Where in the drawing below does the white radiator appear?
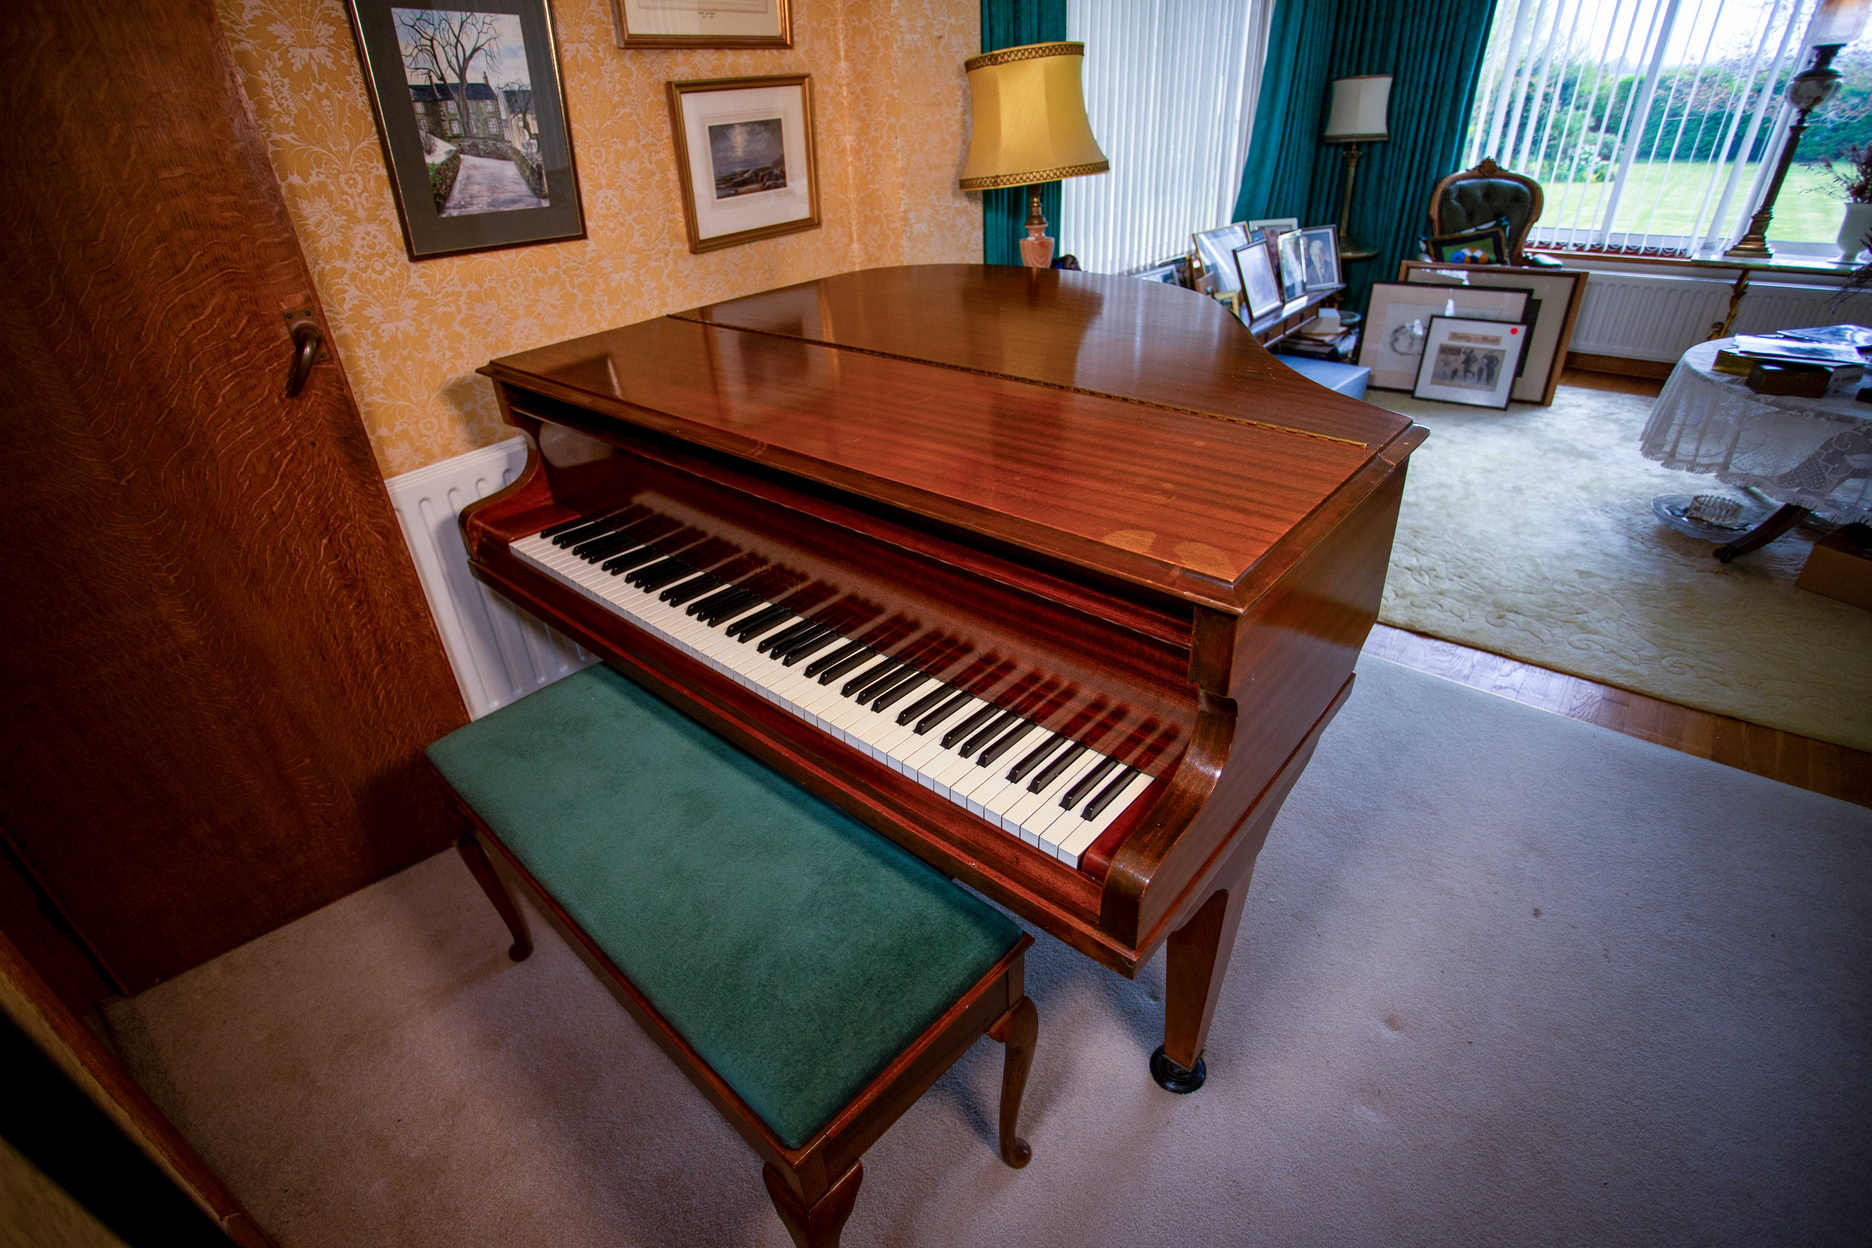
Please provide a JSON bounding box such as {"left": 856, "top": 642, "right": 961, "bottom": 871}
{"left": 386, "top": 436, "right": 591, "bottom": 720}
{"left": 1567, "top": 265, "right": 1868, "bottom": 362}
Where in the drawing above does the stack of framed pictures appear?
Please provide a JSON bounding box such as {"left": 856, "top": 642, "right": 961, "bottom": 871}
{"left": 1229, "top": 224, "right": 1342, "bottom": 324}
{"left": 1398, "top": 261, "right": 1588, "bottom": 405}
{"left": 1413, "top": 317, "right": 1528, "bottom": 408}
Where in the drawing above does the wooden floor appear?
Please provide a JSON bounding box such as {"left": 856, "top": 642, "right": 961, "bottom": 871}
{"left": 1363, "top": 363, "right": 1868, "bottom": 807}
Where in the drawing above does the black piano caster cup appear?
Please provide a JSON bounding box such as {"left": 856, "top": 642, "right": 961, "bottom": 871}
{"left": 1149, "top": 1045, "right": 1206, "bottom": 1093}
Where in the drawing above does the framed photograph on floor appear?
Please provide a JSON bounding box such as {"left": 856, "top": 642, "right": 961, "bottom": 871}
{"left": 1193, "top": 223, "right": 1249, "bottom": 295}
{"left": 668, "top": 74, "right": 819, "bottom": 254}
{"left": 1401, "top": 261, "right": 1587, "bottom": 403}
{"left": 612, "top": 0, "right": 790, "bottom": 47}
{"left": 1299, "top": 225, "right": 1341, "bottom": 290}
{"left": 1413, "top": 315, "right": 1527, "bottom": 407}
{"left": 1359, "top": 281, "right": 1531, "bottom": 391}
{"left": 1275, "top": 229, "right": 1308, "bottom": 301}
{"left": 1234, "top": 239, "right": 1282, "bottom": 321}
{"left": 344, "top": 0, "right": 585, "bottom": 260}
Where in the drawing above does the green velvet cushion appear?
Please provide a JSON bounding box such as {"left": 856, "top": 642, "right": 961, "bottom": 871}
{"left": 427, "top": 665, "right": 1023, "bottom": 1149}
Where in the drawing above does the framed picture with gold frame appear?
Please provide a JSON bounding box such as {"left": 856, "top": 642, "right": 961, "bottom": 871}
{"left": 668, "top": 75, "right": 819, "bottom": 254}
{"left": 612, "top": 0, "right": 790, "bottom": 48}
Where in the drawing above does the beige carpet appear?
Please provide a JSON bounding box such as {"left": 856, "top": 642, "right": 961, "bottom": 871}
{"left": 102, "top": 659, "right": 1872, "bottom": 1247}
{"left": 1373, "top": 383, "right": 1872, "bottom": 751}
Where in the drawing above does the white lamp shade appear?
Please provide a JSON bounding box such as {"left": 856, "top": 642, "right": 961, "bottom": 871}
{"left": 1808, "top": 0, "right": 1870, "bottom": 45}
{"left": 960, "top": 42, "right": 1109, "bottom": 190}
{"left": 1323, "top": 75, "right": 1392, "bottom": 143}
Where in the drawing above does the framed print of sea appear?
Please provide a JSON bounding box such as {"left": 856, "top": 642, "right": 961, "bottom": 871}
{"left": 345, "top": 0, "right": 585, "bottom": 259}
{"left": 668, "top": 74, "right": 819, "bottom": 253}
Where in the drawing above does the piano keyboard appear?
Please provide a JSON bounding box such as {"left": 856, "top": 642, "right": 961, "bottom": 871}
{"left": 509, "top": 507, "right": 1163, "bottom": 868}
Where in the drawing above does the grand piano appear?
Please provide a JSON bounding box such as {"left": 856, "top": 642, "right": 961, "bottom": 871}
{"left": 461, "top": 264, "right": 1425, "bottom": 1091}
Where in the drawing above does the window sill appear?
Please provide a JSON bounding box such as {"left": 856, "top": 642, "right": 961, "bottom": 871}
{"left": 1527, "top": 248, "right": 1861, "bottom": 280}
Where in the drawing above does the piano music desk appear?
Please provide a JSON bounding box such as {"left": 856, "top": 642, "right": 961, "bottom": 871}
{"left": 428, "top": 665, "right": 1037, "bottom": 1248}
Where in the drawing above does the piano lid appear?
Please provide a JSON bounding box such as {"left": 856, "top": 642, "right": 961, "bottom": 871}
{"left": 483, "top": 265, "right": 1424, "bottom": 611}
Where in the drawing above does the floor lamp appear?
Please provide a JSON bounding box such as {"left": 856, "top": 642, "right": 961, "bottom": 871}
{"left": 1324, "top": 75, "right": 1391, "bottom": 262}
{"left": 959, "top": 41, "right": 1109, "bottom": 268}
{"left": 1725, "top": 0, "right": 1868, "bottom": 259}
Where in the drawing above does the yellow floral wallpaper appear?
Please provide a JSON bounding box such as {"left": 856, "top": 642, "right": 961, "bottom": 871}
{"left": 216, "top": 0, "right": 981, "bottom": 477}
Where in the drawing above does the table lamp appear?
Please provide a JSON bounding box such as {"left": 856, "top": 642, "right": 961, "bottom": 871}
{"left": 1726, "top": 0, "right": 1868, "bottom": 259}
{"left": 1322, "top": 75, "right": 1391, "bottom": 262}
{"left": 960, "top": 41, "right": 1109, "bottom": 268}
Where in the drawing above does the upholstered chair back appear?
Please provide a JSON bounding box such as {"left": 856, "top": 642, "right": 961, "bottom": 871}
{"left": 1428, "top": 158, "right": 1549, "bottom": 265}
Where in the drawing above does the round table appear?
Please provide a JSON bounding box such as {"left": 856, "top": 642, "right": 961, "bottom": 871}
{"left": 1642, "top": 338, "right": 1872, "bottom": 558}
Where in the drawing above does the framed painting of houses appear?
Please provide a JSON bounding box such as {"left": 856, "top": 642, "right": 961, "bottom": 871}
{"left": 344, "top": 0, "right": 585, "bottom": 260}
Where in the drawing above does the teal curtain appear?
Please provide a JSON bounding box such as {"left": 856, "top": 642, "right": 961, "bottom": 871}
{"left": 1232, "top": 0, "right": 1497, "bottom": 312}
{"left": 979, "top": 0, "right": 1067, "bottom": 265}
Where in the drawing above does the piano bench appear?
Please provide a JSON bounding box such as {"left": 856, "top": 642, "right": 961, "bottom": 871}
{"left": 426, "top": 665, "right": 1037, "bottom": 1248}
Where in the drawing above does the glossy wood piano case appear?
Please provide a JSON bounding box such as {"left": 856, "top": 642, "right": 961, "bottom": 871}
{"left": 462, "top": 265, "right": 1425, "bottom": 1089}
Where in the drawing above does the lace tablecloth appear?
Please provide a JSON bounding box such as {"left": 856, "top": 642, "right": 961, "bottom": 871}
{"left": 1641, "top": 339, "right": 1872, "bottom": 521}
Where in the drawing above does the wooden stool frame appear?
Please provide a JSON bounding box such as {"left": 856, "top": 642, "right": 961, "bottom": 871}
{"left": 450, "top": 794, "right": 1037, "bottom": 1248}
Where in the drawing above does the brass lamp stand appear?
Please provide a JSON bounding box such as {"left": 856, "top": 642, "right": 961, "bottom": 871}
{"left": 1322, "top": 76, "right": 1391, "bottom": 262}
{"left": 1725, "top": 42, "right": 1849, "bottom": 259}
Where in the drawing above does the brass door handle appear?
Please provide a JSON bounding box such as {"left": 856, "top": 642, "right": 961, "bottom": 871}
{"left": 284, "top": 319, "right": 323, "bottom": 398}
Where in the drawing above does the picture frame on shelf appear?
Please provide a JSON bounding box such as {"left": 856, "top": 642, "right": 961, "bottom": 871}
{"left": 1358, "top": 281, "right": 1531, "bottom": 391}
{"left": 1412, "top": 314, "right": 1527, "bottom": 408}
{"left": 342, "top": 0, "right": 585, "bottom": 260}
{"left": 668, "top": 74, "right": 819, "bottom": 254}
{"left": 1299, "top": 224, "right": 1341, "bottom": 290}
{"left": 1248, "top": 216, "right": 1299, "bottom": 236}
{"left": 1400, "top": 261, "right": 1587, "bottom": 403}
{"left": 1131, "top": 257, "right": 1189, "bottom": 287}
{"left": 1423, "top": 221, "right": 1509, "bottom": 265}
{"left": 611, "top": 0, "right": 790, "bottom": 48}
{"left": 1193, "top": 223, "right": 1250, "bottom": 295}
{"left": 1234, "top": 239, "right": 1282, "bottom": 321}
{"left": 1275, "top": 228, "right": 1309, "bottom": 301}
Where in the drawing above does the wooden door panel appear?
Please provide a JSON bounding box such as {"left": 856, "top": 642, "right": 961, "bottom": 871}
{"left": 0, "top": 0, "right": 466, "bottom": 989}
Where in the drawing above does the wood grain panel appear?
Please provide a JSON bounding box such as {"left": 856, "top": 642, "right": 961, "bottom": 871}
{"left": 0, "top": 0, "right": 465, "bottom": 990}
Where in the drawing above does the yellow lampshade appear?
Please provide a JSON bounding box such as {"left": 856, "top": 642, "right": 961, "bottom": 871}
{"left": 959, "top": 42, "right": 1109, "bottom": 190}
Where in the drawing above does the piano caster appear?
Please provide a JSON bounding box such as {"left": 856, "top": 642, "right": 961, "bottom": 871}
{"left": 1149, "top": 1045, "right": 1206, "bottom": 1094}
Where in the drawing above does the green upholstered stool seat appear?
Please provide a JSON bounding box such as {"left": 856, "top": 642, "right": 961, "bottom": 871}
{"left": 427, "top": 665, "right": 1024, "bottom": 1149}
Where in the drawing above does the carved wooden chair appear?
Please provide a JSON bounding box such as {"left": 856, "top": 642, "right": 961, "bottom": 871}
{"left": 1427, "top": 158, "right": 1561, "bottom": 267}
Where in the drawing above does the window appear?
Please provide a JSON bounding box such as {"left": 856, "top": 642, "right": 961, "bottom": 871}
{"left": 1464, "top": 0, "right": 1872, "bottom": 257}
{"left": 1061, "top": 0, "right": 1272, "bottom": 274}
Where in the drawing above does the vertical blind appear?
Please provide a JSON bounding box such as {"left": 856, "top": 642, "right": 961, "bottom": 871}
{"left": 1062, "top": 0, "right": 1272, "bottom": 273}
{"left": 1465, "top": 0, "right": 1822, "bottom": 255}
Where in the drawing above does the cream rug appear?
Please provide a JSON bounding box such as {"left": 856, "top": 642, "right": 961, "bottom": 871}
{"left": 103, "top": 660, "right": 1872, "bottom": 1247}
{"left": 1372, "top": 382, "right": 1872, "bottom": 751}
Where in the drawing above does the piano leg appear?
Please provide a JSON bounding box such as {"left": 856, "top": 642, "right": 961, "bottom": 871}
{"left": 1153, "top": 869, "right": 1253, "bottom": 1093}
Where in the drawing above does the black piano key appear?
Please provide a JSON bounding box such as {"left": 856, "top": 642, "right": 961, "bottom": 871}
{"left": 704, "top": 582, "right": 780, "bottom": 625}
{"left": 915, "top": 686, "right": 976, "bottom": 735}
{"left": 550, "top": 506, "right": 639, "bottom": 547}
{"left": 1081, "top": 765, "right": 1139, "bottom": 821}
{"left": 817, "top": 645, "right": 878, "bottom": 684}
{"left": 661, "top": 574, "right": 721, "bottom": 606}
{"left": 780, "top": 627, "right": 841, "bottom": 666}
{"left": 571, "top": 518, "right": 660, "bottom": 562}
{"left": 897, "top": 681, "right": 957, "bottom": 726}
{"left": 976, "top": 718, "right": 1037, "bottom": 769}
{"left": 540, "top": 509, "right": 613, "bottom": 541}
{"left": 689, "top": 581, "right": 756, "bottom": 619}
{"left": 869, "top": 671, "right": 931, "bottom": 714}
{"left": 602, "top": 542, "right": 672, "bottom": 575}
{"left": 959, "top": 707, "right": 1021, "bottom": 759}
{"left": 841, "top": 659, "right": 899, "bottom": 701}
{"left": 729, "top": 604, "right": 794, "bottom": 642}
{"left": 804, "top": 638, "right": 869, "bottom": 679}
{"left": 942, "top": 699, "right": 1004, "bottom": 750}
{"left": 1062, "top": 753, "right": 1123, "bottom": 810}
{"left": 1008, "top": 732, "right": 1067, "bottom": 784}
{"left": 631, "top": 559, "right": 696, "bottom": 591}
{"left": 758, "top": 617, "right": 822, "bottom": 655}
{"left": 853, "top": 663, "right": 914, "bottom": 708}
{"left": 1028, "top": 740, "right": 1089, "bottom": 793}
